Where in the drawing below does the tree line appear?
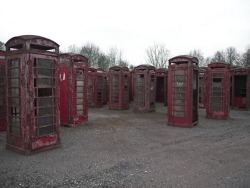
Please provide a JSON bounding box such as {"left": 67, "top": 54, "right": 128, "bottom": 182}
{"left": 1, "top": 40, "right": 250, "bottom": 70}
{"left": 62, "top": 43, "right": 131, "bottom": 70}
{"left": 146, "top": 43, "right": 250, "bottom": 68}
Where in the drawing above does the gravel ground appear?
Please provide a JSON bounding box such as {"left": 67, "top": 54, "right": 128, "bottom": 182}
{"left": 0, "top": 103, "right": 250, "bottom": 188}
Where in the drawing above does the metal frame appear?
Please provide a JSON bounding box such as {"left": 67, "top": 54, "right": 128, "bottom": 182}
{"left": 103, "top": 71, "right": 109, "bottom": 105}
{"left": 109, "top": 66, "right": 130, "bottom": 110}
{"left": 5, "top": 35, "right": 61, "bottom": 155}
{"left": 198, "top": 67, "right": 208, "bottom": 108}
{"left": 168, "top": 55, "right": 199, "bottom": 127}
{"left": 206, "top": 62, "right": 230, "bottom": 119}
{"left": 155, "top": 68, "right": 168, "bottom": 105}
{"left": 134, "top": 65, "right": 156, "bottom": 112}
{"left": 88, "top": 67, "right": 104, "bottom": 107}
{"left": 59, "top": 53, "right": 88, "bottom": 126}
{"left": 0, "top": 50, "right": 7, "bottom": 131}
{"left": 230, "top": 67, "right": 250, "bottom": 110}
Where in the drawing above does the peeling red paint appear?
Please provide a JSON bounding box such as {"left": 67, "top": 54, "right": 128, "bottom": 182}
{"left": 134, "top": 65, "right": 156, "bottom": 112}
{"left": 5, "top": 35, "right": 61, "bottom": 155}
{"left": 206, "top": 62, "right": 230, "bottom": 119}
{"left": 168, "top": 55, "right": 199, "bottom": 127}
{"left": 109, "top": 66, "right": 130, "bottom": 110}
{"left": 88, "top": 67, "right": 105, "bottom": 107}
{"left": 59, "top": 53, "right": 88, "bottom": 126}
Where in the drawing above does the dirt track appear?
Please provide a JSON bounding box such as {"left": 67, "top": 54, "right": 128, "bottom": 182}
{"left": 0, "top": 103, "right": 250, "bottom": 187}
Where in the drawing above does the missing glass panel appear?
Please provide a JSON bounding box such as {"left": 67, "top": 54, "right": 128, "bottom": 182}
{"left": 38, "top": 88, "right": 53, "bottom": 97}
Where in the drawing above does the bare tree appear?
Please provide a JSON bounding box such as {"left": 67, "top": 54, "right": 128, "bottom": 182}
{"left": 225, "top": 47, "right": 240, "bottom": 66}
{"left": 0, "top": 41, "right": 5, "bottom": 50}
{"left": 97, "top": 53, "right": 109, "bottom": 70}
{"left": 145, "top": 43, "right": 170, "bottom": 69}
{"left": 189, "top": 49, "right": 206, "bottom": 67}
{"left": 67, "top": 44, "right": 80, "bottom": 54}
{"left": 79, "top": 43, "right": 101, "bottom": 67}
{"left": 106, "top": 47, "right": 117, "bottom": 68}
{"left": 241, "top": 46, "right": 250, "bottom": 67}
{"left": 106, "top": 47, "right": 128, "bottom": 68}
{"left": 205, "top": 57, "right": 212, "bottom": 65}
{"left": 212, "top": 51, "right": 226, "bottom": 62}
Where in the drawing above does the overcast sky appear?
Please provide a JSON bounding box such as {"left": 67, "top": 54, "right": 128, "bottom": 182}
{"left": 1, "top": 0, "right": 250, "bottom": 66}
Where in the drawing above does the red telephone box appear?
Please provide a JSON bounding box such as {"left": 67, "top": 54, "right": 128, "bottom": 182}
{"left": 109, "top": 66, "right": 130, "bottom": 110}
{"left": 59, "top": 53, "right": 88, "bottom": 126}
{"left": 198, "top": 67, "right": 207, "bottom": 108}
{"left": 156, "top": 68, "right": 168, "bottom": 104}
{"left": 88, "top": 67, "right": 104, "bottom": 107}
{"left": 5, "top": 35, "right": 61, "bottom": 155}
{"left": 206, "top": 62, "right": 230, "bottom": 119}
{"left": 134, "top": 65, "right": 156, "bottom": 112}
{"left": 0, "top": 50, "right": 7, "bottom": 131}
{"left": 230, "top": 67, "right": 250, "bottom": 110}
{"left": 168, "top": 55, "right": 199, "bottom": 127}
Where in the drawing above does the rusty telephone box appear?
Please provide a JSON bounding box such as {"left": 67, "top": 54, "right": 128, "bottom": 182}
{"left": 230, "top": 67, "right": 249, "bottom": 110}
{"left": 109, "top": 66, "right": 130, "bottom": 110}
{"left": 156, "top": 68, "right": 168, "bottom": 105}
{"left": 206, "top": 62, "right": 230, "bottom": 119}
{"left": 198, "top": 67, "right": 207, "bottom": 108}
{"left": 0, "top": 50, "right": 7, "bottom": 131}
{"left": 59, "top": 53, "right": 88, "bottom": 126}
{"left": 88, "top": 67, "right": 104, "bottom": 107}
{"left": 134, "top": 65, "right": 156, "bottom": 112}
{"left": 5, "top": 35, "right": 61, "bottom": 155}
{"left": 168, "top": 55, "right": 199, "bottom": 127}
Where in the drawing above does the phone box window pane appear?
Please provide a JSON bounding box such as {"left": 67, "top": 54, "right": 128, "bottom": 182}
{"left": 173, "top": 100, "right": 185, "bottom": 105}
{"left": 9, "top": 79, "right": 19, "bottom": 87}
{"left": 211, "top": 106, "right": 222, "bottom": 111}
{"left": 37, "top": 79, "right": 52, "bottom": 87}
{"left": 173, "top": 106, "right": 185, "bottom": 111}
{"left": 174, "top": 87, "right": 186, "bottom": 93}
{"left": 173, "top": 111, "right": 185, "bottom": 117}
{"left": 212, "top": 73, "right": 223, "bottom": 77}
{"left": 38, "top": 98, "right": 53, "bottom": 107}
{"left": 9, "top": 116, "right": 20, "bottom": 127}
{"left": 10, "top": 126, "right": 20, "bottom": 136}
{"left": 174, "top": 82, "right": 186, "bottom": 87}
{"left": 38, "top": 107, "right": 54, "bottom": 116}
{"left": 9, "top": 68, "right": 19, "bottom": 77}
{"left": 37, "top": 59, "right": 54, "bottom": 68}
{"left": 37, "top": 126, "right": 54, "bottom": 137}
{"left": 77, "top": 81, "right": 84, "bottom": 86}
{"left": 77, "top": 74, "right": 84, "bottom": 80}
{"left": 77, "top": 99, "right": 84, "bottom": 104}
{"left": 77, "top": 105, "right": 83, "bottom": 110}
{"left": 174, "top": 76, "right": 186, "bottom": 81}
{"left": 77, "top": 93, "right": 84, "bottom": 98}
{"left": 174, "top": 70, "right": 186, "bottom": 75}
{"left": 173, "top": 93, "right": 186, "bottom": 99}
{"left": 37, "top": 69, "right": 54, "bottom": 78}
{"left": 76, "top": 87, "right": 84, "bottom": 92}
{"left": 9, "top": 88, "right": 19, "bottom": 97}
{"left": 8, "top": 59, "right": 19, "bottom": 68}
{"left": 77, "top": 111, "right": 83, "bottom": 115}
{"left": 37, "top": 116, "right": 53, "bottom": 126}
{"left": 38, "top": 88, "right": 53, "bottom": 97}
{"left": 9, "top": 98, "right": 20, "bottom": 106}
